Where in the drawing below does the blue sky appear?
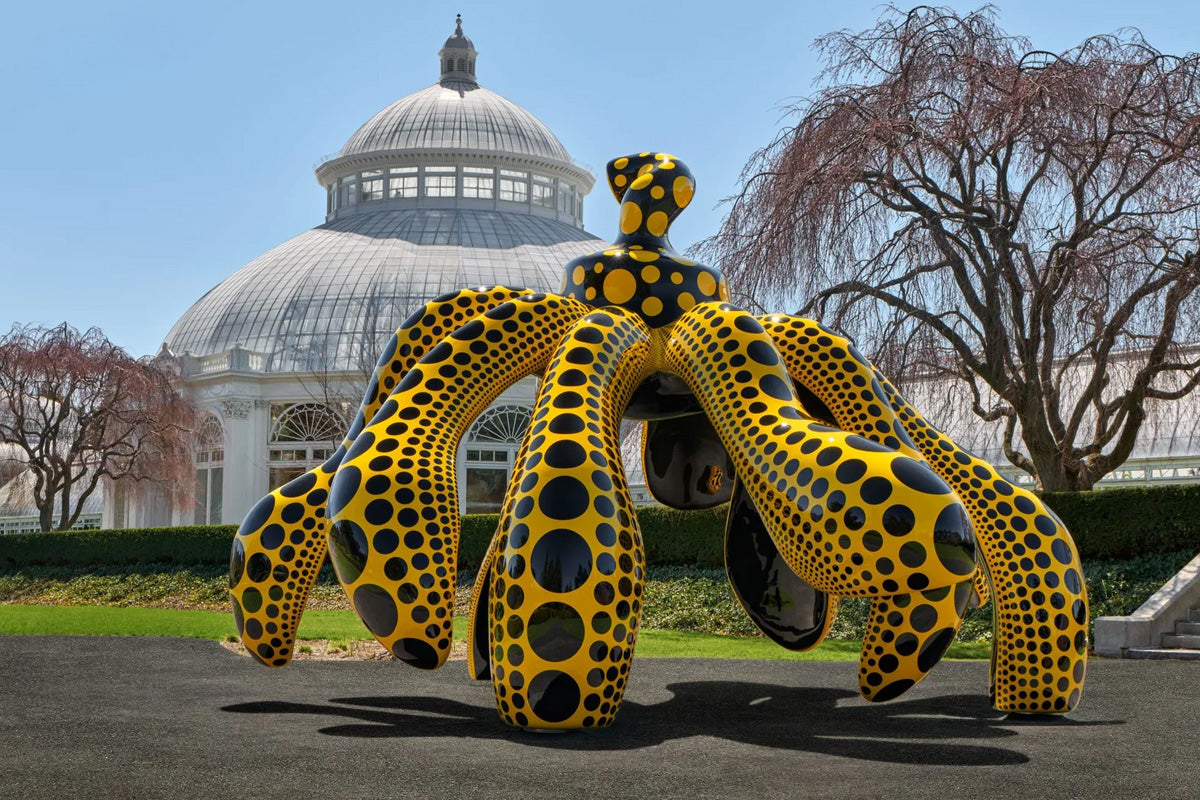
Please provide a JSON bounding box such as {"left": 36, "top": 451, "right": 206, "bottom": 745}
{"left": 2, "top": 0, "right": 1198, "bottom": 358}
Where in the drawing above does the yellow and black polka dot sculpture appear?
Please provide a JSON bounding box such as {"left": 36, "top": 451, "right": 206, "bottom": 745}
{"left": 229, "top": 153, "right": 1088, "bottom": 729}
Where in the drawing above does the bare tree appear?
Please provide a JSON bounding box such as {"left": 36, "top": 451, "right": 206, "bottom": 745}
{"left": 0, "top": 323, "right": 199, "bottom": 531}
{"left": 703, "top": 5, "right": 1200, "bottom": 491}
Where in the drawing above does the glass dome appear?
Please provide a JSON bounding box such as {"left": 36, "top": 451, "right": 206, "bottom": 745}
{"left": 165, "top": 209, "right": 599, "bottom": 372}
{"left": 164, "top": 17, "right": 602, "bottom": 374}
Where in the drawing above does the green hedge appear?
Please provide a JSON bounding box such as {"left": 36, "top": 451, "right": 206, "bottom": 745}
{"left": 2, "top": 483, "right": 1198, "bottom": 570}
{"left": 0, "top": 526, "right": 238, "bottom": 567}
{"left": 1041, "top": 484, "right": 1200, "bottom": 559}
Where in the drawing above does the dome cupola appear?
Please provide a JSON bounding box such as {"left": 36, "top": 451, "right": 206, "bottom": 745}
{"left": 439, "top": 14, "right": 478, "bottom": 85}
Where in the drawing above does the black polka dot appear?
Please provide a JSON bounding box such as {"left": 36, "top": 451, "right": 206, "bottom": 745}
{"left": 327, "top": 466, "right": 361, "bottom": 518}
{"left": 246, "top": 553, "right": 271, "bottom": 583}
{"left": 861, "top": 477, "right": 893, "bottom": 505}
{"left": 278, "top": 472, "right": 317, "bottom": 498}
{"left": 329, "top": 520, "right": 368, "bottom": 583}
{"left": 746, "top": 340, "right": 779, "bottom": 366}
{"left": 891, "top": 457, "right": 951, "bottom": 495}
{"left": 816, "top": 446, "right": 842, "bottom": 467}
{"left": 899, "top": 542, "right": 927, "bottom": 568}
{"left": 538, "top": 476, "right": 590, "bottom": 520}
{"left": 259, "top": 524, "right": 284, "bottom": 550}
{"left": 545, "top": 441, "right": 586, "bottom": 469}
{"left": 909, "top": 603, "right": 938, "bottom": 632}
{"left": 527, "top": 670, "right": 581, "bottom": 723}
{"left": 364, "top": 499, "right": 394, "bottom": 526}
{"left": 374, "top": 529, "right": 399, "bottom": 554}
{"left": 845, "top": 435, "right": 892, "bottom": 453}
{"left": 393, "top": 637, "right": 439, "bottom": 669}
{"left": 759, "top": 374, "right": 792, "bottom": 401}
{"left": 531, "top": 530, "right": 593, "bottom": 593}
{"left": 239, "top": 494, "right": 275, "bottom": 536}
{"left": 917, "top": 628, "right": 957, "bottom": 671}
{"left": 353, "top": 584, "right": 398, "bottom": 638}
{"left": 882, "top": 505, "right": 914, "bottom": 536}
{"left": 228, "top": 539, "right": 245, "bottom": 588}
{"left": 836, "top": 459, "right": 867, "bottom": 484}
{"left": 241, "top": 587, "right": 262, "bottom": 613}
{"left": 527, "top": 602, "right": 586, "bottom": 661}
{"left": 934, "top": 504, "right": 976, "bottom": 575}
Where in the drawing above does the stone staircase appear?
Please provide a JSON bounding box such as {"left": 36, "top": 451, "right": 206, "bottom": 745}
{"left": 1127, "top": 603, "right": 1200, "bottom": 660}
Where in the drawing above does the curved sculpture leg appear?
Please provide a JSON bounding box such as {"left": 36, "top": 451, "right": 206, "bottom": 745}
{"left": 758, "top": 314, "right": 1085, "bottom": 713}
{"left": 872, "top": 371, "right": 1087, "bottom": 713}
{"left": 229, "top": 286, "right": 531, "bottom": 666}
{"left": 759, "top": 314, "right": 991, "bottom": 609}
{"left": 325, "top": 294, "right": 589, "bottom": 670}
{"left": 859, "top": 580, "right": 972, "bottom": 701}
{"left": 724, "top": 476, "right": 838, "bottom": 650}
{"left": 665, "top": 303, "right": 974, "bottom": 698}
{"left": 490, "top": 307, "right": 651, "bottom": 729}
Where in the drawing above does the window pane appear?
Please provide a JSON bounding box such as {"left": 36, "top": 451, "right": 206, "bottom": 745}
{"left": 465, "top": 467, "right": 508, "bottom": 513}
{"left": 210, "top": 467, "right": 223, "bottom": 524}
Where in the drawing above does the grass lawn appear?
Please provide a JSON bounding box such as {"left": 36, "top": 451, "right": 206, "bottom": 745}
{"left": 0, "top": 604, "right": 990, "bottom": 660}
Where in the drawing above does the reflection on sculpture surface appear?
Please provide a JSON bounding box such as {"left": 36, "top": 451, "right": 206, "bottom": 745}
{"left": 229, "top": 153, "right": 1088, "bottom": 729}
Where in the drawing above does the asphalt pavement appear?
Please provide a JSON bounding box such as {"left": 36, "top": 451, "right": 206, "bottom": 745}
{"left": 1, "top": 635, "right": 1196, "bottom": 800}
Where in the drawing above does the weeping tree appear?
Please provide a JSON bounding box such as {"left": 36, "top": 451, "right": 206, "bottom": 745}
{"left": 0, "top": 323, "right": 198, "bottom": 531}
{"left": 703, "top": 5, "right": 1200, "bottom": 492}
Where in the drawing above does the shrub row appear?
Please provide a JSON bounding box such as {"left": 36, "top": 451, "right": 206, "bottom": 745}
{"left": 2, "top": 483, "right": 1197, "bottom": 569}
{"left": 1041, "top": 484, "right": 1200, "bottom": 559}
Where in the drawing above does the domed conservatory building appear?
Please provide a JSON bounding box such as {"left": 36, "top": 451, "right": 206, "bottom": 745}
{"left": 107, "top": 19, "right": 605, "bottom": 528}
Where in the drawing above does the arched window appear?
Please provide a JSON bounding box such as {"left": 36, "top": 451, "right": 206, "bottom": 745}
{"left": 194, "top": 413, "right": 224, "bottom": 524}
{"left": 456, "top": 57, "right": 465, "bottom": 72}
{"left": 268, "top": 403, "right": 348, "bottom": 490}
{"left": 445, "top": 58, "right": 453, "bottom": 73}
{"left": 463, "top": 405, "right": 533, "bottom": 513}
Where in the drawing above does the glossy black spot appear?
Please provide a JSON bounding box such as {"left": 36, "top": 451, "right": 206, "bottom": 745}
{"left": 259, "top": 523, "right": 285, "bottom": 551}
{"left": 836, "top": 459, "right": 867, "bottom": 484}
{"left": 860, "top": 477, "right": 893, "bottom": 505}
{"left": 364, "top": 499, "right": 394, "bottom": 526}
{"left": 278, "top": 471, "right": 317, "bottom": 498}
{"left": 527, "top": 602, "right": 586, "bottom": 661}
{"left": 538, "top": 476, "right": 590, "bottom": 520}
{"left": 759, "top": 374, "right": 792, "bottom": 401}
{"left": 816, "top": 446, "right": 842, "bottom": 467}
{"left": 354, "top": 584, "right": 398, "bottom": 638}
{"left": 241, "top": 587, "right": 262, "bottom": 613}
{"left": 909, "top": 603, "right": 938, "bottom": 632}
{"left": 229, "top": 539, "right": 245, "bottom": 588}
{"left": 549, "top": 415, "right": 585, "bottom": 434}
{"left": 545, "top": 440, "right": 586, "bottom": 470}
{"left": 246, "top": 553, "right": 271, "bottom": 583}
{"left": 871, "top": 679, "right": 915, "bottom": 703}
{"left": 882, "top": 504, "right": 915, "bottom": 536}
{"left": 891, "top": 457, "right": 951, "bottom": 495}
{"left": 239, "top": 494, "right": 275, "bottom": 536}
{"left": 917, "top": 627, "right": 957, "bottom": 672}
{"left": 1051, "top": 539, "right": 1073, "bottom": 565}
{"left": 374, "top": 529, "right": 399, "bottom": 555}
{"left": 734, "top": 315, "right": 765, "bottom": 334}
{"left": 327, "top": 466, "right": 361, "bottom": 518}
{"left": 329, "top": 520, "right": 369, "bottom": 583}
{"left": 527, "top": 670, "right": 581, "bottom": 723}
{"left": 899, "top": 542, "right": 927, "bottom": 568}
{"left": 746, "top": 340, "right": 779, "bottom": 366}
{"left": 531, "top": 530, "right": 593, "bottom": 593}
{"left": 384, "top": 557, "right": 408, "bottom": 581}
{"left": 934, "top": 504, "right": 976, "bottom": 575}
{"left": 393, "top": 638, "right": 439, "bottom": 669}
